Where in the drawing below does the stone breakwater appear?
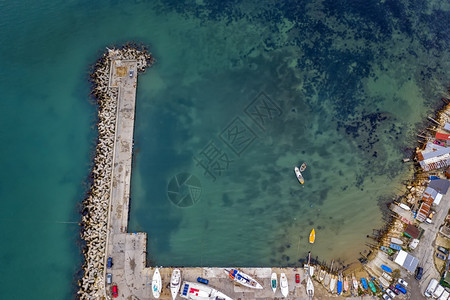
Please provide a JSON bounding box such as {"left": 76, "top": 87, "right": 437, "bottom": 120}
{"left": 77, "top": 44, "right": 153, "bottom": 299}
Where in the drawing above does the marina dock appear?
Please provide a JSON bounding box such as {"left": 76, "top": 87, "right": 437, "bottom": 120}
{"left": 99, "top": 49, "right": 314, "bottom": 299}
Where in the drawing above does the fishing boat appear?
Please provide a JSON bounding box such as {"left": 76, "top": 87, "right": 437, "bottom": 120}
{"left": 361, "top": 278, "right": 368, "bottom": 290}
{"left": 352, "top": 274, "right": 358, "bottom": 290}
{"left": 324, "top": 272, "right": 331, "bottom": 288}
{"left": 300, "top": 162, "right": 307, "bottom": 172}
{"left": 309, "top": 229, "right": 315, "bottom": 243}
{"left": 389, "top": 243, "right": 402, "bottom": 251}
{"left": 225, "top": 269, "right": 263, "bottom": 289}
{"left": 381, "top": 265, "right": 392, "bottom": 273}
{"left": 319, "top": 269, "right": 326, "bottom": 282}
{"left": 343, "top": 276, "right": 349, "bottom": 293}
{"left": 337, "top": 274, "right": 342, "bottom": 295}
{"left": 180, "top": 281, "right": 233, "bottom": 300}
{"left": 390, "top": 238, "right": 404, "bottom": 245}
{"left": 294, "top": 166, "right": 304, "bottom": 184}
{"left": 280, "top": 273, "right": 288, "bottom": 298}
{"left": 380, "top": 246, "right": 394, "bottom": 255}
{"left": 329, "top": 275, "right": 336, "bottom": 294}
{"left": 306, "top": 276, "right": 314, "bottom": 297}
{"left": 171, "top": 269, "right": 181, "bottom": 300}
{"left": 271, "top": 272, "right": 277, "bottom": 293}
{"left": 368, "top": 280, "right": 377, "bottom": 293}
{"left": 152, "top": 268, "right": 162, "bottom": 299}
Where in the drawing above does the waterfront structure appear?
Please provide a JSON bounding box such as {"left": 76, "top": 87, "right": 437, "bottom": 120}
{"left": 394, "top": 250, "right": 419, "bottom": 273}
{"left": 417, "top": 144, "right": 450, "bottom": 171}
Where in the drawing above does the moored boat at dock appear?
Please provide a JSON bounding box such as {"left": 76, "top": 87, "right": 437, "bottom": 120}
{"left": 361, "top": 277, "right": 368, "bottom": 290}
{"left": 271, "top": 272, "right": 277, "bottom": 293}
{"left": 352, "top": 274, "right": 358, "bottom": 290}
{"left": 323, "top": 272, "right": 331, "bottom": 288}
{"left": 337, "top": 275, "right": 342, "bottom": 295}
{"left": 180, "top": 281, "right": 233, "bottom": 300}
{"left": 152, "top": 268, "right": 162, "bottom": 299}
{"left": 294, "top": 166, "right": 305, "bottom": 184}
{"left": 225, "top": 269, "right": 263, "bottom": 289}
{"left": 319, "top": 268, "right": 326, "bottom": 282}
{"left": 280, "top": 273, "right": 289, "bottom": 298}
{"left": 343, "top": 276, "right": 349, "bottom": 293}
{"left": 306, "top": 276, "right": 314, "bottom": 297}
{"left": 171, "top": 268, "right": 181, "bottom": 300}
{"left": 329, "top": 275, "right": 336, "bottom": 294}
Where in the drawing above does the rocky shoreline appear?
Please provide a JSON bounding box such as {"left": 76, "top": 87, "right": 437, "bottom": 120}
{"left": 77, "top": 44, "right": 153, "bottom": 299}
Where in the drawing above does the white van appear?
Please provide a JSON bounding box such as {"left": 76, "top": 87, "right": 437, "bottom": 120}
{"left": 425, "top": 279, "right": 439, "bottom": 297}
{"left": 438, "top": 290, "right": 449, "bottom": 300}
{"left": 433, "top": 285, "right": 444, "bottom": 298}
{"left": 409, "top": 239, "right": 419, "bottom": 250}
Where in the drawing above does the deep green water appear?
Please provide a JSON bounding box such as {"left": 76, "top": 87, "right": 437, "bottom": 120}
{"left": 0, "top": 0, "right": 449, "bottom": 298}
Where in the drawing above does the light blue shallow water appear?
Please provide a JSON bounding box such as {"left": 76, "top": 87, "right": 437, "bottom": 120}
{"left": 0, "top": 0, "right": 449, "bottom": 298}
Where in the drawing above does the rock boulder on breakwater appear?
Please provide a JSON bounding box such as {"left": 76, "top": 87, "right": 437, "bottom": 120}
{"left": 77, "top": 43, "right": 153, "bottom": 299}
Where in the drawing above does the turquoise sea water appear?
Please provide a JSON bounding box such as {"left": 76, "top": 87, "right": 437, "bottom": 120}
{"left": 0, "top": 0, "right": 449, "bottom": 298}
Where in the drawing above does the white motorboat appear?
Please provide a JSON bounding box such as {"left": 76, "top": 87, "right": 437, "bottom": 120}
{"left": 300, "top": 162, "right": 307, "bottom": 172}
{"left": 152, "top": 268, "right": 162, "bottom": 299}
{"left": 271, "top": 272, "right": 277, "bottom": 293}
{"left": 294, "top": 166, "right": 305, "bottom": 184}
{"left": 180, "top": 281, "right": 233, "bottom": 300}
{"left": 171, "top": 268, "right": 181, "bottom": 300}
{"left": 306, "top": 276, "right": 314, "bottom": 297}
{"left": 280, "top": 273, "right": 289, "bottom": 298}
{"left": 329, "top": 275, "right": 336, "bottom": 294}
{"left": 224, "top": 269, "right": 263, "bottom": 289}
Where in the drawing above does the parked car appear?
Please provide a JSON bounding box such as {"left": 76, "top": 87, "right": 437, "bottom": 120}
{"left": 129, "top": 69, "right": 134, "bottom": 78}
{"left": 197, "top": 277, "right": 209, "bottom": 284}
{"left": 438, "top": 246, "right": 449, "bottom": 255}
{"left": 386, "top": 288, "right": 396, "bottom": 298}
{"left": 415, "top": 267, "right": 423, "bottom": 280}
{"left": 295, "top": 274, "right": 300, "bottom": 283}
{"left": 107, "top": 257, "right": 113, "bottom": 269}
{"left": 112, "top": 285, "right": 118, "bottom": 298}
{"left": 425, "top": 279, "right": 439, "bottom": 297}
{"left": 436, "top": 252, "right": 446, "bottom": 260}
{"left": 382, "top": 294, "right": 392, "bottom": 300}
{"left": 106, "top": 273, "right": 112, "bottom": 284}
{"left": 390, "top": 285, "right": 399, "bottom": 295}
{"left": 397, "top": 278, "right": 408, "bottom": 288}
{"left": 395, "top": 284, "right": 406, "bottom": 294}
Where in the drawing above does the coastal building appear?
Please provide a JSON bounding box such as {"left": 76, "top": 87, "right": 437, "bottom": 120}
{"left": 417, "top": 142, "right": 450, "bottom": 171}
{"left": 403, "top": 224, "right": 420, "bottom": 239}
{"left": 416, "top": 181, "right": 448, "bottom": 222}
{"left": 393, "top": 250, "right": 419, "bottom": 273}
{"left": 444, "top": 122, "right": 450, "bottom": 132}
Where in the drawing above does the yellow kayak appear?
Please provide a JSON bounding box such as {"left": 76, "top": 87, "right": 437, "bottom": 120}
{"left": 309, "top": 229, "right": 315, "bottom": 244}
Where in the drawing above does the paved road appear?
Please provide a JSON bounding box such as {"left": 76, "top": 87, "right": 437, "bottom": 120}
{"left": 409, "top": 188, "right": 450, "bottom": 296}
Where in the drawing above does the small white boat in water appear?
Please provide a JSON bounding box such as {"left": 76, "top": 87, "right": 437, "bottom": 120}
{"left": 271, "top": 272, "right": 277, "bottom": 293}
{"left": 171, "top": 268, "right": 181, "bottom": 300}
{"left": 294, "top": 166, "right": 304, "bottom": 184}
{"left": 152, "top": 268, "right": 162, "bottom": 299}
{"left": 280, "top": 273, "right": 288, "bottom": 298}
{"left": 300, "top": 162, "right": 307, "bottom": 172}
{"left": 225, "top": 269, "right": 263, "bottom": 289}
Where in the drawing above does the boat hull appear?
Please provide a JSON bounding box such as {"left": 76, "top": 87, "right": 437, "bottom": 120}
{"left": 294, "top": 167, "right": 304, "bottom": 184}
{"left": 280, "top": 273, "right": 288, "bottom": 297}
{"left": 309, "top": 229, "right": 315, "bottom": 243}
{"left": 225, "top": 269, "right": 263, "bottom": 289}
{"left": 171, "top": 269, "right": 181, "bottom": 300}
{"left": 152, "top": 268, "right": 162, "bottom": 299}
{"left": 271, "top": 272, "right": 277, "bottom": 293}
